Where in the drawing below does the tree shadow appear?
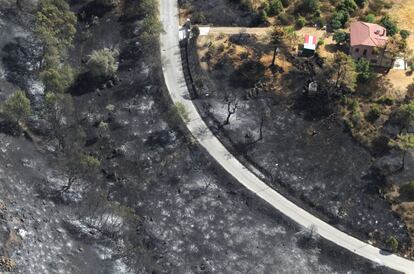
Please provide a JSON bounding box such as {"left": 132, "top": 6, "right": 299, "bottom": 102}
{"left": 293, "top": 92, "right": 331, "bottom": 121}
{"left": 77, "top": 1, "right": 113, "bottom": 23}
{"left": 69, "top": 72, "right": 106, "bottom": 96}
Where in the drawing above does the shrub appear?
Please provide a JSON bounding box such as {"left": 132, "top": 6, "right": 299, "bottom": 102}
{"left": 396, "top": 134, "right": 414, "bottom": 150}
{"left": 394, "top": 101, "right": 414, "bottom": 128}
{"left": 400, "top": 181, "right": 414, "bottom": 200}
{"left": 386, "top": 236, "right": 398, "bottom": 252}
{"left": 281, "top": 0, "right": 289, "bottom": 7}
{"left": 330, "top": 10, "right": 349, "bottom": 29}
{"left": 258, "top": 9, "right": 268, "bottom": 24}
{"left": 369, "top": 0, "right": 391, "bottom": 15}
{"left": 299, "top": 0, "right": 320, "bottom": 14}
{"left": 86, "top": 48, "right": 119, "bottom": 79}
{"left": 339, "top": 0, "right": 358, "bottom": 14}
{"left": 268, "top": 0, "right": 283, "bottom": 16}
{"left": 296, "top": 16, "right": 306, "bottom": 28}
{"left": 379, "top": 15, "right": 398, "bottom": 36}
{"left": 40, "top": 65, "right": 75, "bottom": 93}
{"left": 311, "top": 16, "right": 325, "bottom": 27}
{"left": 363, "top": 13, "right": 375, "bottom": 23}
{"left": 400, "top": 29, "right": 410, "bottom": 40}
{"left": 36, "top": 0, "right": 77, "bottom": 57}
{"left": 366, "top": 105, "right": 381, "bottom": 123}
{"left": 317, "top": 38, "right": 324, "bottom": 46}
{"left": 278, "top": 13, "right": 294, "bottom": 25}
{"left": 377, "top": 96, "right": 394, "bottom": 106}
{"left": 356, "top": 58, "right": 372, "bottom": 82}
{"left": 2, "top": 90, "right": 31, "bottom": 123}
{"left": 105, "top": 104, "right": 115, "bottom": 112}
{"left": 333, "top": 30, "right": 348, "bottom": 44}
{"left": 139, "top": 15, "right": 163, "bottom": 49}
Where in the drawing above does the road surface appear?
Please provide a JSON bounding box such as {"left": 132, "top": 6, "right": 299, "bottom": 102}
{"left": 159, "top": 1, "right": 414, "bottom": 273}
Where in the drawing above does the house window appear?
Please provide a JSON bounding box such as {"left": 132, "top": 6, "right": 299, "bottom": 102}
{"left": 355, "top": 48, "right": 360, "bottom": 53}
{"left": 363, "top": 49, "right": 367, "bottom": 56}
{"left": 371, "top": 59, "right": 377, "bottom": 64}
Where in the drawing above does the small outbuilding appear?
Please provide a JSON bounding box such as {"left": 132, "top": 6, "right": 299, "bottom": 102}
{"left": 301, "top": 34, "right": 317, "bottom": 56}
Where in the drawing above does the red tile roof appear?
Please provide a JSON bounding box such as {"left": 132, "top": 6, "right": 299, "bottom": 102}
{"left": 350, "top": 21, "right": 388, "bottom": 47}
{"left": 304, "top": 34, "right": 317, "bottom": 50}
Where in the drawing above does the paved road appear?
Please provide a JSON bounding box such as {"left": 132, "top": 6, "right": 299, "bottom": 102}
{"left": 159, "top": 1, "right": 414, "bottom": 273}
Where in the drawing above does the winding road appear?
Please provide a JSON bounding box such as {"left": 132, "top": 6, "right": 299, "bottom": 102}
{"left": 159, "top": 1, "right": 414, "bottom": 273}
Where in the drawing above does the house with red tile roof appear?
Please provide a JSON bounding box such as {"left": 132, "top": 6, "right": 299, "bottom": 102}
{"left": 349, "top": 21, "right": 394, "bottom": 68}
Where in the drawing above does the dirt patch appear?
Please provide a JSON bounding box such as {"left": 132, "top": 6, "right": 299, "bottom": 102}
{"left": 384, "top": 70, "right": 414, "bottom": 99}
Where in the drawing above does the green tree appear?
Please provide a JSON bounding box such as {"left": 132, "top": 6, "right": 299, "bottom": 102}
{"left": 2, "top": 90, "right": 31, "bottom": 124}
{"left": 366, "top": 105, "right": 381, "bottom": 123}
{"left": 394, "top": 101, "right": 414, "bottom": 129}
{"left": 330, "top": 10, "right": 349, "bottom": 30}
{"left": 379, "top": 15, "right": 398, "bottom": 36}
{"left": 339, "top": 0, "right": 358, "bottom": 14}
{"left": 325, "top": 52, "right": 357, "bottom": 92}
{"left": 363, "top": 13, "right": 375, "bottom": 23}
{"left": 139, "top": 14, "right": 164, "bottom": 52}
{"left": 36, "top": 0, "right": 77, "bottom": 63}
{"left": 268, "top": 0, "right": 283, "bottom": 16}
{"left": 300, "top": 0, "right": 320, "bottom": 13}
{"left": 296, "top": 16, "right": 306, "bottom": 28}
{"left": 333, "top": 30, "right": 348, "bottom": 44}
{"left": 63, "top": 150, "right": 100, "bottom": 192}
{"left": 40, "top": 65, "right": 75, "bottom": 93}
{"left": 87, "top": 48, "right": 119, "bottom": 79}
{"left": 356, "top": 58, "right": 372, "bottom": 82}
{"left": 258, "top": 9, "right": 268, "bottom": 24}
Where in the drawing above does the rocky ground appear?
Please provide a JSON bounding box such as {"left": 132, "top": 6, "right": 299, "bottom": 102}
{"left": 0, "top": 0, "right": 407, "bottom": 273}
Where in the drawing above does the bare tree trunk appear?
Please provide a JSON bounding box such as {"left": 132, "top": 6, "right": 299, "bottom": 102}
{"left": 258, "top": 116, "right": 264, "bottom": 141}
{"left": 271, "top": 47, "right": 277, "bottom": 67}
{"left": 223, "top": 100, "right": 238, "bottom": 126}
{"left": 62, "top": 176, "right": 76, "bottom": 192}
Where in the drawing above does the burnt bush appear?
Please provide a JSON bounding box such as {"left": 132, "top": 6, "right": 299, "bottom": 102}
{"left": 230, "top": 60, "right": 265, "bottom": 88}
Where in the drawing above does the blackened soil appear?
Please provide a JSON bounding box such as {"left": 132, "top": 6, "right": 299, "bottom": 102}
{"left": 179, "top": 0, "right": 260, "bottom": 27}
{"left": 187, "top": 41, "right": 411, "bottom": 251}
{"left": 0, "top": 1, "right": 405, "bottom": 273}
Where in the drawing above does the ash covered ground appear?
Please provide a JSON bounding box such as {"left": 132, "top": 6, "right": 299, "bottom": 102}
{"left": 187, "top": 34, "right": 412, "bottom": 250}
{"left": 0, "top": 1, "right": 404, "bottom": 273}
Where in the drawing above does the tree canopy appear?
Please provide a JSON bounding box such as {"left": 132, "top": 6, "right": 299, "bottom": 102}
{"left": 2, "top": 90, "right": 31, "bottom": 123}
{"left": 87, "top": 48, "right": 119, "bottom": 79}
{"left": 324, "top": 52, "right": 357, "bottom": 92}
{"left": 36, "top": 0, "right": 76, "bottom": 60}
